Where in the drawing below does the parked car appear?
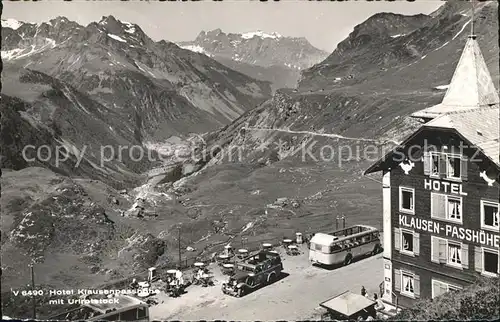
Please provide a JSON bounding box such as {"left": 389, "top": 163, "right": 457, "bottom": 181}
{"left": 221, "top": 251, "right": 283, "bottom": 297}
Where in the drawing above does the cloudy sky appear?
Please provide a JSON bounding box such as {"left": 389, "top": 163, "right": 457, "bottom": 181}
{"left": 3, "top": 0, "right": 443, "bottom": 51}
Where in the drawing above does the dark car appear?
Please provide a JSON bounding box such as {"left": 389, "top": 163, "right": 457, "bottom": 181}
{"left": 221, "top": 251, "right": 283, "bottom": 297}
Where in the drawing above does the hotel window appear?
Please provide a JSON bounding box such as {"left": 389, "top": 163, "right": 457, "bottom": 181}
{"left": 476, "top": 247, "right": 499, "bottom": 276}
{"left": 431, "top": 193, "right": 463, "bottom": 223}
{"left": 431, "top": 236, "right": 469, "bottom": 269}
{"left": 394, "top": 228, "right": 419, "bottom": 256}
{"left": 394, "top": 269, "right": 420, "bottom": 298}
{"left": 448, "top": 242, "right": 462, "bottom": 267}
{"left": 424, "top": 152, "right": 467, "bottom": 180}
{"left": 402, "top": 272, "right": 414, "bottom": 295}
{"left": 402, "top": 231, "right": 414, "bottom": 253}
{"left": 399, "top": 187, "right": 415, "bottom": 214}
{"left": 431, "top": 279, "right": 463, "bottom": 299}
{"left": 430, "top": 152, "right": 440, "bottom": 177}
{"left": 448, "top": 197, "right": 462, "bottom": 221}
{"left": 446, "top": 155, "right": 462, "bottom": 179}
{"left": 481, "top": 200, "right": 499, "bottom": 230}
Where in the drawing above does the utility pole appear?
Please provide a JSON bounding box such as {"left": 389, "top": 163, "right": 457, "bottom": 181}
{"left": 178, "top": 226, "right": 181, "bottom": 268}
{"left": 30, "top": 264, "right": 36, "bottom": 320}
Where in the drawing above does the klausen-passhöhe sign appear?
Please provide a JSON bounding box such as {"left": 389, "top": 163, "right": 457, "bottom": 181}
{"left": 399, "top": 214, "right": 499, "bottom": 248}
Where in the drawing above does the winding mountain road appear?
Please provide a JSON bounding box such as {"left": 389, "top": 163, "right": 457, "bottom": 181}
{"left": 242, "top": 127, "right": 400, "bottom": 145}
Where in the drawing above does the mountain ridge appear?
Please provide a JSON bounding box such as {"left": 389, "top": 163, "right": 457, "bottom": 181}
{"left": 1, "top": 15, "right": 272, "bottom": 143}
{"left": 177, "top": 28, "right": 329, "bottom": 90}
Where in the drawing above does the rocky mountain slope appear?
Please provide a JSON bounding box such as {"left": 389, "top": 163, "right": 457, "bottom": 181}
{"left": 1, "top": 16, "right": 272, "bottom": 142}
{"left": 298, "top": 2, "right": 498, "bottom": 91}
{"left": 1, "top": 15, "right": 274, "bottom": 186}
{"left": 179, "top": 29, "right": 329, "bottom": 90}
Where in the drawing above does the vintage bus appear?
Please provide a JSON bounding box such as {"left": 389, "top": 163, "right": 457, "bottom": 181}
{"left": 309, "top": 225, "right": 381, "bottom": 266}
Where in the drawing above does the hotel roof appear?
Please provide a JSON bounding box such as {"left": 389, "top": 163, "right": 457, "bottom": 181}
{"left": 425, "top": 106, "right": 499, "bottom": 165}
{"left": 365, "top": 105, "right": 499, "bottom": 174}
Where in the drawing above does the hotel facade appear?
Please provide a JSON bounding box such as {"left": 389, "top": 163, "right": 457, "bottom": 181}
{"left": 365, "top": 34, "right": 499, "bottom": 308}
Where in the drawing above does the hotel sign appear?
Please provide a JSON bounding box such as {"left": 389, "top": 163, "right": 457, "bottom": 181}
{"left": 424, "top": 179, "right": 467, "bottom": 196}
{"left": 399, "top": 214, "right": 499, "bottom": 248}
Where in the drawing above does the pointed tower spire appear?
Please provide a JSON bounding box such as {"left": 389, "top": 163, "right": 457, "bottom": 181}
{"left": 411, "top": 3, "right": 499, "bottom": 120}
{"left": 440, "top": 36, "right": 499, "bottom": 108}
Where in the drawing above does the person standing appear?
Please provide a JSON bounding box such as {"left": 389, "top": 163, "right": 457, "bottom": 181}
{"left": 361, "top": 286, "right": 367, "bottom": 297}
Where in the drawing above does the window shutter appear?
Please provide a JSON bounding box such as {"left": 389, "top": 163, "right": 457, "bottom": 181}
{"left": 438, "top": 239, "right": 447, "bottom": 264}
{"left": 439, "top": 155, "right": 447, "bottom": 177}
{"left": 498, "top": 251, "right": 500, "bottom": 274}
{"left": 497, "top": 252, "right": 500, "bottom": 274}
{"left": 423, "top": 152, "right": 430, "bottom": 175}
{"left": 394, "top": 269, "right": 401, "bottom": 292}
{"left": 413, "top": 233, "right": 420, "bottom": 256}
{"left": 431, "top": 236, "right": 440, "bottom": 263}
{"left": 394, "top": 228, "right": 401, "bottom": 251}
{"left": 461, "top": 244, "right": 469, "bottom": 269}
{"left": 474, "top": 246, "right": 483, "bottom": 272}
{"left": 431, "top": 280, "right": 438, "bottom": 299}
{"left": 439, "top": 282, "right": 448, "bottom": 296}
{"left": 414, "top": 274, "right": 420, "bottom": 298}
{"left": 460, "top": 156, "right": 468, "bottom": 181}
{"left": 431, "top": 193, "right": 447, "bottom": 219}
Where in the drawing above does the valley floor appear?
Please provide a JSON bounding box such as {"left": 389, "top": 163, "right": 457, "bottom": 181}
{"left": 149, "top": 244, "right": 383, "bottom": 320}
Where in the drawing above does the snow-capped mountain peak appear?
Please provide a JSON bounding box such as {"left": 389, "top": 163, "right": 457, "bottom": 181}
{"left": 240, "top": 30, "right": 282, "bottom": 40}
{"left": 179, "top": 44, "right": 214, "bottom": 57}
{"left": 179, "top": 29, "right": 329, "bottom": 71}
{"left": 1, "top": 18, "right": 24, "bottom": 30}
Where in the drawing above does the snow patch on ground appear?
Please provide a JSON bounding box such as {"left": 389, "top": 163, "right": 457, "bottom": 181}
{"left": 284, "top": 62, "right": 301, "bottom": 70}
{"left": 135, "top": 61, "right": 159, "bottom": 79}
{"left": 241, "top": 222, "right": 254, "bottom": 233}
{"left": 122, "top": 21, "right": 136, "bottom": 34}
{"left": 179, "top": 45, "right": 213, "bottom": 57}
{"left": 434, "top": 84, "right": 450, "bottom": 90}
{"left": 107, "top": 34, "right": 127, "bottom": 43}
{"left": 1, "top": 38, "right": 56, "bottom": 60}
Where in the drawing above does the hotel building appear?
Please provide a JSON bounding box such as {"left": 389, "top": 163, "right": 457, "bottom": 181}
{"left": 365, "top": 34, "right": 499, "bottom": 308}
